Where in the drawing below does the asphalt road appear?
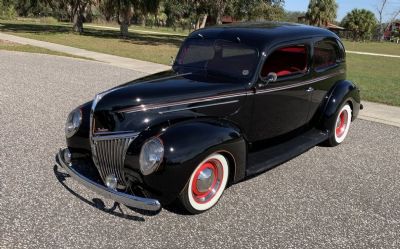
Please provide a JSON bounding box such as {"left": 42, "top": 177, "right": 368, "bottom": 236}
{"left": 1, "top": 51, "right": 399, "bottom": 249}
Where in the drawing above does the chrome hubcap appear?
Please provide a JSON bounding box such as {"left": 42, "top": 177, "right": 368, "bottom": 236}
{"left": 336, "top": 110, "right": 348, "bottom": 138}
{"left": 191, "top": 159, "right": 223, "bottom": 204}
{"left": 196, "top": 168, "right": 215, "bottom": 193}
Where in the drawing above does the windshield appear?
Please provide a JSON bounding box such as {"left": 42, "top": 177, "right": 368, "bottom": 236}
{"left": 173, "top": 39, "right": 259, "bottom": 83}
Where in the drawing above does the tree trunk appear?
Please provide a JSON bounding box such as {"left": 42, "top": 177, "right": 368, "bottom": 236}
{"left": 119, "top": 5, "right": 131, "bottom": 38}
{"left": 216, "top": 1, "right": 225, "bottom": 25}
{"left": 379, "top": 24, "right": 384, "bottom": 42}
{"left": 200, "top": 14, "right": 208, "bottom": 29}
{"left": 378, "top": 0, "right": 388, "bottom": 42}
{"left": 120, "top": 22, "right": 129, "bottom": 38}
{"left": 378, "top": 13, "right": 384, "bottom": 41}
{"left": 195, "top": 18, "right": 201, "bottom": 30}
{"left": 141, "top": 14, "right": 146, "bottom": 26}
{"left": 216, "top": 10, "right": 223, "bottom": 25}
{"left": 72, "top": 9, "right": 84, "bottom": 34}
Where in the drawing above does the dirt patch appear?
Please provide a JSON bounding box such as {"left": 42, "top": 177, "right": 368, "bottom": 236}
{"left": 0, "top": 39, "right": 18, "bottom": 45}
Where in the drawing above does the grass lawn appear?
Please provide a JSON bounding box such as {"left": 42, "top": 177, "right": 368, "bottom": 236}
{"left": 347, "top": 54, "right": 400, "bottom": 106}
{"left": 0, "top": 20, "right": 399, "bottom": 106}
{"left": 343, "top": 40, "right": 400, "bottom": 56}
{"left": 0, "top": 20, "right": 182, "bottom": 65}
{"left": 0, "top": 39, "right": 89, "bottom": 59}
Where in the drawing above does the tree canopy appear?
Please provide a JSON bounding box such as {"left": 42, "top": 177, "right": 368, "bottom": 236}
{"left": 341, "top": 9, "right": 377, "bottom": 41}
{"left": 1, "top": 0, "right": 286, "bottom": 35}
{"left": 305, "top": 0, "right": 337, "bottom": 27}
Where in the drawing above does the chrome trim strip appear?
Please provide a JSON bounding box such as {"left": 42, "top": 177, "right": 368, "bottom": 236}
{"left": 89, "top": 94, "right": 101, "bottom": 183}
{"left": 92, "top": 132, "right": 140, "bottom": 141}
{"left": 117, "top": 92, "right": 248, "bottom": 114}
{"left": 256, "top": 70, "right": 344, "bottom": 95}
{"left": 57, "top": 149, "right": 161, "bottom": 211}
{"left": 90, "top": 91, "right": 139, "bottom": 186}
{"left": 134, "top": 72, "right": 193, "bottom": 85}
{"left": 158, "top": 100, "right": 239, "bottom": 114}
{"left": 117, "top": 70, "right": 344, "bottom": 114}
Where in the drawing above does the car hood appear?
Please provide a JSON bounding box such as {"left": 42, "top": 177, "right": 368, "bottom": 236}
{"left": 92, "top": 70, "right": 247, "bottom": 133}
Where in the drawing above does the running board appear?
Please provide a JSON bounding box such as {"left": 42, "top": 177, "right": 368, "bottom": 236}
{"left": 246, "top": 129, "right": 329, "bottom": 176}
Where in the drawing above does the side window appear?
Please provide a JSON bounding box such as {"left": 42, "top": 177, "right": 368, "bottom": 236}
{"left": 261, "top": 44, "right": 308, "bottom": 80}
{"left": 207, "top": 41, "right": 258, "bottom": 79}
{"left": 178, "top": 43, "right": 215, "bottom": 65}
{"left": 313, "top": 39, "right": 343, "bottom": 71}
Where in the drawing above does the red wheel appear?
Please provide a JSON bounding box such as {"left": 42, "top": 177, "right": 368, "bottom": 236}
{"left": 327, "top": 103, "right": 352, "bottom": 146}
{"left": 179, "top": 153, "right": 229, "bottom": 214}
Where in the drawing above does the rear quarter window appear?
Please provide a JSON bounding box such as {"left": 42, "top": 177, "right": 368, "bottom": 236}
{"left": 313, "top": 39, "right": 344, "bottom": 71}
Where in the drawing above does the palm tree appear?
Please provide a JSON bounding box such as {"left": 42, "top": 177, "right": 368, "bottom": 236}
{"left": 306, "top": 0, "right": 338, "bottom": 27}
{"left": 341, "top": 9, "right": 377, "bottom": 41}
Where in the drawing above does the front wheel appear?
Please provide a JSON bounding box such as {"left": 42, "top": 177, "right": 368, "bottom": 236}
{"left": 178, "top": 153, "right": 229, "bottom": 214}
{"left": 327, "top": 103, "right": 352, "bottom": 146}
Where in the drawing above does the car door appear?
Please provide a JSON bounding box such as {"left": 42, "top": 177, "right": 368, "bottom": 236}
{"left": 308, "top": 37, "right": 346, "bottom": 120}
{"left": 249, "top": 42, "right": 314, "bottom": 142}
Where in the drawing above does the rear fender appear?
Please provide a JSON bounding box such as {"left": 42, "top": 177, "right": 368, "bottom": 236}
{"left": 317, "top": 80, "right": 361, "bottom": 130}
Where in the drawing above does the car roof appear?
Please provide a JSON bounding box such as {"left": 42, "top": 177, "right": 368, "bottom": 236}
{"left": 188, "top": 22, "right": 339, "bottom": 50}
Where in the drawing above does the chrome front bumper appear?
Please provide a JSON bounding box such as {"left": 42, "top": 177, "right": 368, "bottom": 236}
{"left": 56, "top": 149, "right": 161, "bottom": 211}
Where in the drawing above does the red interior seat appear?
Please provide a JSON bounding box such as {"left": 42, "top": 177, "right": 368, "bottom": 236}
{"left": 261, "top": 46, "right": 307, "bottom": 78}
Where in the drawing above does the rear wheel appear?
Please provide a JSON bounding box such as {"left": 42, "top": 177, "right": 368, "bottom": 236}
{"left": 179, "top": 153, "right": 229, "bottom": 214}
{"left": 327, "top": 103, "right": 352, "bottom": 146}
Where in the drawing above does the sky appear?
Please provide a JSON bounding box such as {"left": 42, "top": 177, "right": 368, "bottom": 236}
{"left": 284, "top": 0, "right": 400, "bottom": 22}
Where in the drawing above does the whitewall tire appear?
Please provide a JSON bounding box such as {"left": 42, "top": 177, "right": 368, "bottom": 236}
{"left": 327, "top": 103, "right": 352, "bottom": 146}
{"left": 179, "top": 153, "right": 229, "bottom": 214}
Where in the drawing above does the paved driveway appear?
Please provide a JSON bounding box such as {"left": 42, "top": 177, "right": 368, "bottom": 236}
{"left": 1, "top": 51, "right": 399, "bottom": 248}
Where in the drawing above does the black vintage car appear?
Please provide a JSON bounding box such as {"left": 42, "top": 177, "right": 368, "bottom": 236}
{"left": 56, "top": 22, "right": 361, "bottom": 214}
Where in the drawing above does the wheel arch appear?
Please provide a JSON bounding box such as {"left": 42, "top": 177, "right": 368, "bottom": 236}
{"left": 141, "top": 117, "right": 247, "bottom": 204}
{"left": 217, "top": 149, "right": 239, "bottom": 186}
{"left": 317, "top": 79, "right": 361, "bottom": 131}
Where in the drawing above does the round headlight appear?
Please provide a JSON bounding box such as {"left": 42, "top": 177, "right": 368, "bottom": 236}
{"left": 65, "top": 108, "right": 82, "bottom": 138}
{"left": 139, "top": 137, "right": 164, "bottom": 175}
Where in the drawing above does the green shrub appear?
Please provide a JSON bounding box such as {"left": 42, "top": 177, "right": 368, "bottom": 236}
{"left": 0, "top": 4, "right": 17, "bottom": 20}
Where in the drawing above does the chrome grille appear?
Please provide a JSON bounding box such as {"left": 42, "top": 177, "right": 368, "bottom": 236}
{"left": 91, "top": 133, "right": 138, "bottom": 186}
{"left": 89, "top": 93, "right": 139, "bottom": 187}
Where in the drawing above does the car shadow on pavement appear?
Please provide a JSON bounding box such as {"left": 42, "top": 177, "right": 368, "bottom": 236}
{"left": 53, "top": 164, "right": 160, "bottom": 221}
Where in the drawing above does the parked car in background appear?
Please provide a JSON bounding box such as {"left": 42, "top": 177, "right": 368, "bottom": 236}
{"left": 56, "top": 22, "right": 361, "bottom": 214}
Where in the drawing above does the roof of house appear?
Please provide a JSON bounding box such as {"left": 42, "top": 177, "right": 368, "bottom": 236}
{"left": 326, "top": 23, "right": 345, "bottom": 30}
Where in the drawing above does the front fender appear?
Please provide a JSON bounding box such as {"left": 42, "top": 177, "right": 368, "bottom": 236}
{"left": 319, "top": 80, "right": 361, "bottom": 130}
{"left": 141, "top": 119, "right": 247, "bottom": 204}
{"left": 66, "top": 101, "right": 93, "bottom": 154}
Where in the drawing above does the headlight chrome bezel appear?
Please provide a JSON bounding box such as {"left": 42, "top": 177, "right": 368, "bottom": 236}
{"left": 65, "top": 108, "right": 82, "bottom": 138}
{"left": 139, "top": 137, "right": 164, "bottom": 175}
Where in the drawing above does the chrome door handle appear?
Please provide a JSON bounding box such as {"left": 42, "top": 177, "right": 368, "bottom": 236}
{"left": 305, "top": 87, "right": 314, "bottom": 92}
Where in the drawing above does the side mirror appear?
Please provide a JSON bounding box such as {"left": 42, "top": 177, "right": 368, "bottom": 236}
{"left": 258, "top": 72, "right": 277, "bottom": 87}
